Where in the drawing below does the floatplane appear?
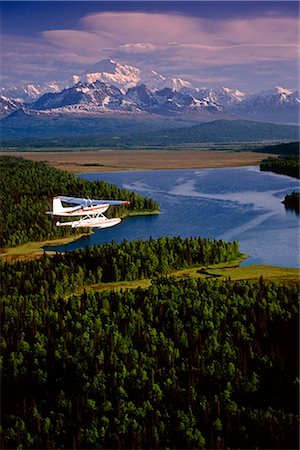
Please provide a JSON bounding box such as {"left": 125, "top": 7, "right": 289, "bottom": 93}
{"left": 46, "top": 196, "right": 129, "bottom": 228}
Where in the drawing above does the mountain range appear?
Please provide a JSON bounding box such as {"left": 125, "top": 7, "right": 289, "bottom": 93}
{"left": 1, "top": 59, "right": 299, "bottom": 123}
{"left": 1, "top": 59, "right": 299, "bottom": 147}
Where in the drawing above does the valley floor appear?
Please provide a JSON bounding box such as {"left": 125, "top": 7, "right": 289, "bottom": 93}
{"left": 0, "top": 149, "right": 273, "bottom": 172}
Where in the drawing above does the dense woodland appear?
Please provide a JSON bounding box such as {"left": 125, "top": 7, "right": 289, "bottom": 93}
{"left": 260, "top": 156, "right": 299, "bottom": 179}
{"left": 0, "top": 156, "right": 159, "bottom": 248}
{"left": 253, "top": 141, "right": 299, "bottom": 155}
{"left": 0, "top": 236, "right": 241, "bottom": 298}
{"left": 1, "top": 236, "right": 299, "bottom": 448}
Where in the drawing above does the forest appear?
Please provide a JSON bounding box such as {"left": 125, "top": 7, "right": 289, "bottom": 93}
{"left": 0, "top": 236, "right": 241, "bottom": 299}
{"left": 1, "top": 244, "right": 299, "bottom": 449}
{"left": 0, "top": 156, "right": 159, "bottom": 248}
{"left": 260, "top": 155, "right": 299, "bottom": 179}
{"left": 253, "top": 141, "right": 299, "bottom": 155}
{"left": 1, "top": 236, "right": 299, "bottom": 449}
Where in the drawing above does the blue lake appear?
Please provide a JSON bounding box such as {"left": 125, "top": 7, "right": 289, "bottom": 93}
{"left": 47, "top": 166, "right": 300, "bottom": 268}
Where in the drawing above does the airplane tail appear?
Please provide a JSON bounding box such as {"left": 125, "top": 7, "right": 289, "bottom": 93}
{"left": 53, "top": 196, "right": 64, "bottom": 214}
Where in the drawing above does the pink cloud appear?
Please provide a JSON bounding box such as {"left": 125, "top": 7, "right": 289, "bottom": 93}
{"left": 81, "top": 12, "right": 198, "bottom": 45}
{"left": 2, "top": 10, "right": 299, "bottom": 89}
{"left": 43, "top": 30, "right": 112, "bottom": 57}
{"left": 39, "top": 12, "right": 299, "bottom": 69}
{"left": 80, "top": 12, "right": 298, "bottom": 51}
{"left": 119, "top": 43, "right": 158, "bottom": 54}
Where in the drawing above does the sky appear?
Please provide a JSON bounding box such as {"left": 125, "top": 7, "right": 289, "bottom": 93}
{"left": 1, "top": 1, "right": 299, "bottom": 93}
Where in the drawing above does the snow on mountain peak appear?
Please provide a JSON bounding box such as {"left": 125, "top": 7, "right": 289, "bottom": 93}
{"left": 73, "top": 59, "right": 141, "bottom": 92}
{"left": 26, "top": 84, "right": 41, "bottom": 97}
{"left": 171, "top": 78, "right": 193, "bottom": 91}
{"left": 71, "top": 59, "right": 195, "bottom": 94}
{"left": 0, "top": 95, "right": 22, "bottom": 118}
{"left": 72, "top": 75, "right": 81, "bottom": 85}
{"left": 256, "top": 86, "right": 293, "bottom": 98}
{"left": 1, "top": 58, "right": 298, "bottom": 123}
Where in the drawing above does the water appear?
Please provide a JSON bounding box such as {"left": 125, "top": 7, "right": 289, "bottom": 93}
{"left": 47, "top": 166, "right": 300, "bottom": 267}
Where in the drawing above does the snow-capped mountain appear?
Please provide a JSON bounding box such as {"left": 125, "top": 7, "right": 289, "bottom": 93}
{"left": 30, "top": 81, "right": 124, "bottom": 112}
{"left": 1, "top": 58, "right": 298, "bottom": 123}
{"left": 72, "top": 59, "right": 140, "bottom": 92}
{"left": 72, "top": 58, "right": 194, "bottom": 93}
{"left": 125, "top": 85, "right": 222, "bottom": 114}
{"left": 180, "top": 86, "right": 245, "bottom": 108}
{"left": 232, "top": 86, "right": 300, "bottom": 121}
{"left": 205, "top": 87, "right": 245, "bottom": 107}
{"left": 0, "top": 95, "right": 22, "bottom": 118}
{"left": 3, "top": 78, "right": 298, "bottom": 122}
{"left": 28, "top": 81, "right": 224, "bottom": 116}
{"left": 1, "top": 82, "right": 62, "bottom": 102}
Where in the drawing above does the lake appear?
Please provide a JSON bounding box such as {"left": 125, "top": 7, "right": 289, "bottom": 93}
{"left": 47, "top": 166, "right": 300, "bottom": 268}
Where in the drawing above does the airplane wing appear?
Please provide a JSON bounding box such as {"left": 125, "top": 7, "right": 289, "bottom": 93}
{"left": 59, "top": 196, "right": 129, "bottom": 206}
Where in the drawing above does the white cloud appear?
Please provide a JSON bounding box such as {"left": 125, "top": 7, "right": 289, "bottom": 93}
{"left": 2, "top": 10, "right": 299, "bottom": 89}
{"left": 119, "top": 43, "right": 158, "bottom": 53}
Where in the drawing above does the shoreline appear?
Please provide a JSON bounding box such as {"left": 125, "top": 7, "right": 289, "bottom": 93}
{"left": 0, "top": 234, "right": 91, "bottom": 262}
{"left": 0, "top": 210, "right": 161, "bottom": 262}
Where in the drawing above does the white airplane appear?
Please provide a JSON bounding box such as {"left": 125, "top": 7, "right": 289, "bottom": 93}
{"left": 46, "top": 195, "right": 129, "bottom": 228}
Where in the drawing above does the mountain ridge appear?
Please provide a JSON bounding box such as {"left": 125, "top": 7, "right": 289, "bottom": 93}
{"left": 1, "top": 115, "right": 298, "bottom": 148}
{"left": 1, "top": 58, "right": 299, "bottom": 124}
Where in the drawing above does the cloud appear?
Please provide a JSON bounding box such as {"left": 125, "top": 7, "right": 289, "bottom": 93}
{"left": 2, "top": 10, "right": 299, "bottom": 90}
{"left": 42, "top": 29, "right": 116, "bottom": 58}
{"left": 119, "top": 43, "right": 158, "bottom": 54}
{"left": 51, "top": 12, "right": 299, "bottom": 70}
{"left": 79, "top": 11, "right": 298, "bottom": 49}
{"left": 81, "top": 12, "right": 198, "bottom": 45}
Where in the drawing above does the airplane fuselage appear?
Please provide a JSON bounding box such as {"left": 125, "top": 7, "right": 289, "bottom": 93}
{"left": 54, "top": 203, "right": 110, "bottom": 216}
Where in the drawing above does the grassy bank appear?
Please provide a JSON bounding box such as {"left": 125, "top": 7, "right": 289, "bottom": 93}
{"left": 0, "top": 209, "right": 160, "bottom": 261}
{"left": 67, "top": 257, "right": 299, "bottom": 298}
{"left": 0, "top": 234, "right": 92, "bottom": 261}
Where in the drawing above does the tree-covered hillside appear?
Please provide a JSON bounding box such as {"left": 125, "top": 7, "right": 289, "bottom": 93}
{"left": 1, "top": 117, "right": 298, "bottom": 148}
{"left": 1, "top": 237, "right": 298, "bottom": 449}
{"left": 0, "top": 156, "right": 159, "bottom": 248}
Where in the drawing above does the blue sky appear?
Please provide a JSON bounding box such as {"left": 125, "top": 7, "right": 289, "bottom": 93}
{"left": 1, "top": 1, "right": 299, "bottom": 92}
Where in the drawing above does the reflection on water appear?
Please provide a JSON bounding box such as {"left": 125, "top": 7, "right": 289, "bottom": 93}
{"left": 46, "top": 166, "right": 300, "bottom": 268}
{"left": 284, "top": 205, "right": 299, "bottom": 216}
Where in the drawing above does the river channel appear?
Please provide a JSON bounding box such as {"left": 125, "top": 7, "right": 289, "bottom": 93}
{"left": 47, "top": 166, "right": 299, "bottom": 267}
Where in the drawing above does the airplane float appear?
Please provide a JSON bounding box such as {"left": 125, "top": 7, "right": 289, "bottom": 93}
{"left": 46, "top": 195, "right": 129, "bottom": 229}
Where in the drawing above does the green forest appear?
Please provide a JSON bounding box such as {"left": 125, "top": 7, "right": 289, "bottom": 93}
{"left": 1, "top": 236, "right": 299, "bottom": 449}
{"left": 1, "top": 155, "right": 299, "bottom": 449}
{"left": 1, "top": 236, "right": 241, "bottom": 297}
{"left": 260, "top": 156, "right": 299, "bottom": 179}
{"left": 0, "top": 156, "right": 159, "bottom": 248}
{"left": 253, "top": 141, "right": 299, "bottom": 156}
